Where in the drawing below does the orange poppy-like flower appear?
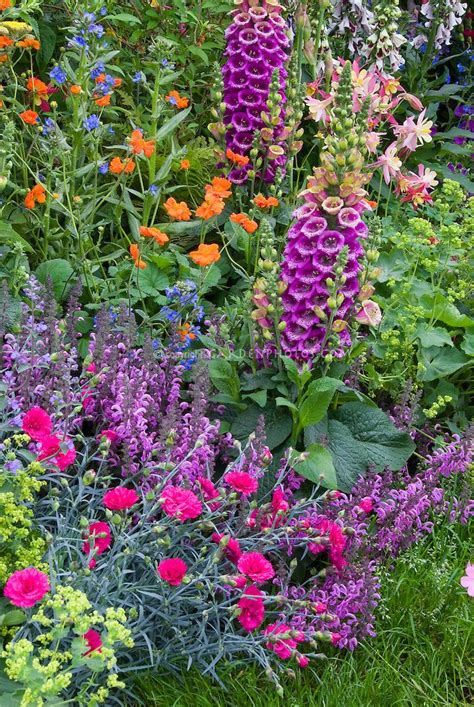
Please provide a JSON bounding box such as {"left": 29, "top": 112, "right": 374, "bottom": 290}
{"left": 24, "top": 183, "right": 46, "bottom": 209}
{"left": 95, "top": 94, "right": 111, "bottom": 107}
{"left": 166, "top": 90, "right": 189, "bottom": 109}
{"left": 0, "top": 55, "right": 9, "bottom": 64}
{"left": 230, "top": 212, "right": 258, "bottom": 234}
{"left": 70, "top": 84, "right": 82, "bottom": 95}
{"left": 94, "top": 73, "right": 106, "bottom": 84}
{"left": 180, "top": 159, "right": 190, "bottom": 170}
{"left": 0, "top": 0, "right": 12, "bottom": 9}
{"left": 129, "top": 243, "right": 146, "bottom": 269}
{"left": 113, "top": 77, "right": 122, "bottom": 88}
{"left": 365, "top": 199, "right": 378, "bottom": 209}
{"left": 26, "top": 76, "right": 49, "bottom": 102}
{"left": 129, "top": 129, "right": 155, "bottom": 158}
{"left": 195, "top": 194, "right": 225, "bottom": 221}
{"left": 19, "top": 109, "right": 39, "bottom": 125}
{"left": 164, "top": 197, "right": 191, "bottom": 221}
{"left": 189, "top": 243, "right": 221, "bottom": 267}
{"left": 226, "top": 148, "right": 249, "bottom": 167}
{"left": 139, "top": 226, "right": 169, "bottom": 246}
{"left": 205, "top": 177, "right": 232, "bottom": 200}
{"left": 17, "top": 37, "right": 40, "bottom": 50}
{"left": 253, "top": 194, "right": 279, "bottom": 209}
{"left": 0, "top": 36, "right": 13, "bottom": 48}
{"left": 177, "top": 322, "right": 196, "bottom": 342}
{"left": 109, "top": 157, "right": 136, "bottom": 175}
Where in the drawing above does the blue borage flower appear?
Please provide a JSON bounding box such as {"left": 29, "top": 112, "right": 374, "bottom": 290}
{"left": 98, "top": 162, "right": 109, "bottom": 174}
{"left": 83, "top": 114, "right": 101, "bottom": 132}
{"left": 49, "top": 65, "right": 67, "bottom": 84}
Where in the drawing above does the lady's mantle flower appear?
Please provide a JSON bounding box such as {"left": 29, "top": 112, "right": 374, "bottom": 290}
{"left": 3, "top": 567, "right": 50, "bottom": 608}
{"left": 158, "top": 558, "right": 188, "bottom": 586}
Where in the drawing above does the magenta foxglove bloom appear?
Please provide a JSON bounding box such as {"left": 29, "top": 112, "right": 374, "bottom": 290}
{"left": 222, "top": 0, "right": 291, "bottom": 183}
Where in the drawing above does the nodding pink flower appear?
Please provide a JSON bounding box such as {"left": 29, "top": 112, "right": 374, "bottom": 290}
{"left": 359, "top": 497, "right": 374, "bottom": 513}
{"left": 237, "top": 585, "right": 265, "bottom": 631}
{"left": 355, "top": 300, "right": 382, "bottom": 327}
{"left": 237, "top": 552, "right": 275, "bottom": 584}
{"left": 103, "top": 486, "right": 140, "bottom": 511}
{"left": 158, "top": 558, "right": 188, "bottom": 586}
{"left": 264, "top": 622, "right": 305, "bottom": 659}
{"left": 160, "top": 486, "right": 202, "bottom": 522}
{"left": 82, "top": 629, "right": 103, "bottom": 656}
{"left": 22, "top": 407, "right": 53, "bottom": 441}
{"left": 212, "top": 533, "right": 242, "bottom": 564}
{"left": 224, "top": 471, "right": 258, "bottom": 496}
{"left": 82, "top": 522, "right": 112, "bottom": 568}
{"left": 377, "top": 143, "right": 402, "bottom": 184}
{"left": 297, "top": 655, "right": 310, "bottom": 667}
{"left": 3, "top": 567, "right": 50, "bottom": 608}
{"left": 460, "top": 563, "right": 474, "bottom": 597}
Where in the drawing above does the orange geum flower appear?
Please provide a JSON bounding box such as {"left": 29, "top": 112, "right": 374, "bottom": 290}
{"left": 113, "top": 78, "right": 122, "bottom": 88}
{"left": 70, "top": 84, "right": 82, "bottom": 95}
{"left": 0, "top": 55, "right": 9, "bottom": 64}
{"left": 180, "top": 159, "right": 190, "bottom": 170}
{"left": 24, "top": 183, "right": 46, "bottom": 209}
{"left": 205, "top": 177, "right": 232, "bottom": 200}
{"left": 129, "top": 129, "right": 155, "bottom": 158}
{"left": 0, "top": 0, "right": 13, "bottom": 9}
{"left": 109, "top": 157, "right": 136, "bottom": 175}
{"left": 94, "top": 73, "right": 107, "bottom": 84}
{"left": 166, "top": 90, "right": 189, "bottom": 109}
{"left": 0, "top": 37, "right": 14, "bottom": 49}
{"left": 230, "top": 212, "right": 258, "bottom": 234}
{"left": 253, "top": 194, "right": 279, "bottom": 208}
{"left": 177, "top": 322, "right": 197, "bottom": 342}
{"left": 195, "top": 194, "right": 225, "bottom": 220}
{"left": 17, "top": 37, "right": 40, "bottom": 50}
{"left": 226, "top": 148, "right": 249, "bottom": 167}
{"left": 139, "top": 226, "right": 169, "bottom": 246}
{"left": 164, "top": 197, "right": 191, "bottom": 221}
{"left": 189, "top": 243, "right": 221, "bottom": 267}
{"left": 129, "top": 243, "right": 146, "bottom": 269}
{"left": 95, "top": 94, "right": 111, "bottom": 107}
{"left": 19, "top": 109, "right": 39, "bottom": 125}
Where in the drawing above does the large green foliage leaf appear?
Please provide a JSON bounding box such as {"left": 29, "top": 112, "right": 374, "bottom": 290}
{"left": 418, "top": 346, "right": 470, "bottom": 382}
{"left": 292, "top": 444, "right": 337, "bottom": 489}
{"left": 36, "top": 259, "right": 75, "bottom": 301}
{"left": 231, "top": 404, "right": 292, "bottom": 450}
{"left": 305, "top": 403, "right": 415, "bottom": 491}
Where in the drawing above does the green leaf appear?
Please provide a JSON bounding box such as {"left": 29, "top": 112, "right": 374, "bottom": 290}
{"left": 299, "top": 379, "right": 339, "bottom": 429}
{"left": 155, "top": 107, "right": 191, "bottom": 142}
{"left": 0, "top": 608, "right": 25, "bottom": 627}
{"left": 415, "top": 324, "right": 453, "bottom": 348}
{"left": 292, "top": 444, "right": 337, "bottom": 489}
{"left": 231, "top": 404, "right": 292, "bottom": 450}
{"left": 108, "top": 12, "right": 142, "bottom": 24}
{"left": 187, "top": 45, "right": 210, "bottom": 64}
{"left": 208, "top": 359, "right": 240, "bottom": 400}
{"left": 420, "top": 294, "right": 472, "bottom": 328}
{"left": 36, "top": 20, "right": 57, "bottom": 73}
{"left": 134, "top": 264, "right": 169, "bottom": 296}
{"left": 0, "top": 221, "right": 33, "bottom": 252}
{"left": 461, "top": 329, "right": 474, "bottom": 356}
{"left": 245, "top": 390, "right": 267, "bottom": 408}
{"left": 275, "top": 397, "right": 298, "bottom": 411}
{"left": 418, "top": 346, "right": 470, "bottom": 382}
{"left": 304, "top": 403, "right": 415, "bottom": 491}
{"left": 35, "top": 259, "right": 75, "bottom": 301}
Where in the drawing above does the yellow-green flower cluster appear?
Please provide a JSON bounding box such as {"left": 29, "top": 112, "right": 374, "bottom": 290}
{"left": 3, "top": 585, "right": 134, "bottom": 706}
{"left": 423, "top": 395, "right": 453, "bottom": 419}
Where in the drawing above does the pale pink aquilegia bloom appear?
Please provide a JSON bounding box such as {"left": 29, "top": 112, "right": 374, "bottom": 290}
{"left": 394, "top": 109, "right": 433, "bottom": 152}
{"left": 377, "top": 143, "right": 402, "bottom": 184}
{"left": 355, "top": 300, "right": 382, "bottom": 327}
{"left": 460, "top": 563, "right": 474, "bottom": 597}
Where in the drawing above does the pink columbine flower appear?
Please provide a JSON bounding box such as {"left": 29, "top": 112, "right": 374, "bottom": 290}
{"left": 237, "top": 552, "right": 275, "bottom": 584}
{"left": 82, "top": 628, "right": 103, "bottom": 656}
{"left": 3, "top": 568, "right": 50, "bottom": 608}
{"left": 22, "top": 407, "right": 53, "bottom": 441}
{"left": 224, "top": 471, "right": 258, "bottom": 496}
{"left": 460, "top": 563, "right": 474, "bottom": 597}
{"left": 160, "top": 486, "right": 202, "bottom": 522}
{"left": 394, "top": 108, "right": 433, "bottom": 152}
{"left": 355, "top": 300, "right": 382, "bottom": 327}
{"left": 237, "top": 585, "right": 265, "bottom": 632}
{"left": 212, "top": 533, "right": 242, "bottom": 564}
{"left": 377, "top": 143, "right": 402, "bottom": 184}
{"left": 103, "top": 486, "right": 139, "bottom": 511}
{"left": 158, "top": 558, "right": 188, "bottom": 586}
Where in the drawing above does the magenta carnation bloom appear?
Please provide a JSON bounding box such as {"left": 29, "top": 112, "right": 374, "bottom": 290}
{"left": 264, "top": 622, "right": 304, "bottom": 659}
{"left": 38, "top": 434, "right": 61, "bottom": 460}
{"left": 160, "top": 486, "right": 202, "bottom": 522}
{"left": 211, "top": 533, "right": 242, "bottom": 564}
{"left": 82, "top": 628, "right": 103, "bottom": 656}
{"left": 224, "top": 471, "right": 258, "bottom": 496}
{"left": 3, "top": 567, "right": 50, "bottom": 608}
{"left": 55, "top": 443, "right": 76, "bottom": 471}
{"left": 237, "top": 585, "right": 265, "bottom": 631}
{"left": 82, "top": 522, "right": 112, "bottom": 567}
{"left": 237, "top": 551, "right": 275, "bottom": 583}
{"left": 158, "top": 558, "right": 188, "bottom": 586}
{"left": 308, "top": 518, "right": 347, "bottom": 570}
{"left": 22, "top": 407, "right": 53, "bottom": 441}
{"left": 222, "top": 0, "right": 290, "bottom": 184}
{"left": 103, "top": 486, "right": 139, "bottom": 511}
{"left": 197, "top": 477, "right": 220, "bottom": 502}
